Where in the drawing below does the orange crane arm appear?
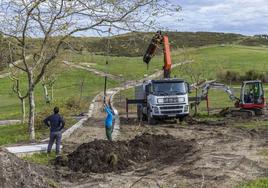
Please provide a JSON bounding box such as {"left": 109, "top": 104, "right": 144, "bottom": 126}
{"left": 143, "top": 31, "right": 172, "bottom": 78}
{"left": 163, "top": 35, "right": 172, "bottom": 78}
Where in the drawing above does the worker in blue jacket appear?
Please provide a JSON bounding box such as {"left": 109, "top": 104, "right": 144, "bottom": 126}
{"left": 104, "top": 103, "right": 114, "bottom": 141}
{"left": 44, "top": 107, "right": 65, "bottom": 155}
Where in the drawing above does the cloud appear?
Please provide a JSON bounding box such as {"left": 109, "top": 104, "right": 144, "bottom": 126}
{"left": 164, "top": 0, "right": 268, "bottom": 35}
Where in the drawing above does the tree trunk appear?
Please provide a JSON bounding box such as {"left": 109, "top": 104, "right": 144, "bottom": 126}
{"left": 28, "top": 88, "right": 35, "bottom": 141}
{"left": 42, "top": 83, "right": 50, "bottom": 103}
{"left": 28, "top": 71, "right": 35, "bottom": 141}
{"left": 194, "top": 88, "right": 198, "bottom": 116}
{"left": 20, "top": 98, "right": 26, "bottom": 124}
{"left": 51, "top": 85, "right": 54, "bottom": 101}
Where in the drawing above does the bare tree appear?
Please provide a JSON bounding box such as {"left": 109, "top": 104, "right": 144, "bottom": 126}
{"left": 9, "top": 74, "right": 27, "bottom": 123}
{"left": 41, "top": 74, "right": 56, "bottom": 104}
{"left": 0, "top": 0, "right": 181, "bottom": 140}
{"left": 179, "top": 49, "right": 206, "bottom": 115}
{"left": 41, "top": 62, "right": 58, "bottom": 104}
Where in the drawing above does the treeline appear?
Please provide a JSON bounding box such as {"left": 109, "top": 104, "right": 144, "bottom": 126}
{"left": 2, "top": 32, "right": 268, "bottom": 63}
{"left": 217, "top": 70, "right": 268, "bottom": 83}
{"left": 0, "top": 35, "right": 10, "bottom": 71}
{"left": 239, "top": 37, "right": 268, "bottom": 46}
{"left": 61, "top": 32, "right": 244, "bottom": 57}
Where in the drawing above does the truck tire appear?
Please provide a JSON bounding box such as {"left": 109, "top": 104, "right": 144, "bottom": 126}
{"left": 147, "top": 109, "right": 156, "bottom": 125}
{"left": 179, "top": 117, "right": 185, "bottom": 122}
{"left": 137, "top": 106, "right": 142, "bottom": 121}
{"left": 137, "top": 106, "right": 146, "bottom": 122}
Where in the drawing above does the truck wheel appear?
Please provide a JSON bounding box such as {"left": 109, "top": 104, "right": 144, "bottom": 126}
{"left": 137, "top": 107, "right": 142, "bottom": 121}
{"left": 147, "top": 109, "right": 156, "bottom": 125}
{"left": 137, "top": 106, "right": 146, "bottom": 122}
{"left": 179, "top": 117, "right": 185, "bottom": 122}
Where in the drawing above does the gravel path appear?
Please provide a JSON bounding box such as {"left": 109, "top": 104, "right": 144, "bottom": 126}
{"left": 0, "top": 120, "right": 21, "bottom": 126}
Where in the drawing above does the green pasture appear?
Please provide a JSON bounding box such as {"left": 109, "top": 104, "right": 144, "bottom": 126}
{"left": 172, "top": 45, "right": 268, "bottom": 81}
{"left": 0, "top": 66, "right": 118, "bottom": 120}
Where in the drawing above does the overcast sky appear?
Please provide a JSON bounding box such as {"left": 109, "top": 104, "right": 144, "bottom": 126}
{"left": 167, "top": 0, "right": 268, "bottom": 35}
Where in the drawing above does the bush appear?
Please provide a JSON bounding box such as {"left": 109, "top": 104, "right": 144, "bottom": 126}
{"left": 217, "top": 70, "right": 240, "bottom": 83}
{"left": 243, "top": 70, "right": 260, "bottom": 80}
{"left": 65, "top": 97, "right": 81, "bottom": 110}
{"left": 217, "top": 70, "right": 268, "bottom": 83}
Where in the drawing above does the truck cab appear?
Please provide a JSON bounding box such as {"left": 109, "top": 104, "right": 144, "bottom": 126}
{"left": 136, "top": 79, "right": 190, "bottom": 124}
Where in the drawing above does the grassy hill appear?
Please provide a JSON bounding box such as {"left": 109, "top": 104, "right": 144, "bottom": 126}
{"left": 0, "top": 65, "right": 118, "bottom": 120}
{"left": 171, "top": 45, "right": 268, "bottom": 81}
{"left": 1, "top": 45, "right": 267, "bottom": 120}
{"left": 1, "top": 44, "right": 268, "bottom": 144}
{"left": 64, "top": 31, "right": 245, "bottom": 57}
{"left": 63, "top": 31, "right": 268, "bottom": 57}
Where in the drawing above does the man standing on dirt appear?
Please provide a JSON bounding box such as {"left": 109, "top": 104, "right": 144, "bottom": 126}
{"left": 44, "top": 107, "right": 65, "bottom": 155}
{"left": 104, "top": 103, "right": 114, "bottom": 141}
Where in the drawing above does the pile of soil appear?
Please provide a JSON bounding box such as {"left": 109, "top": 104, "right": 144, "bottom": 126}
{"left": 0, "top": 149, "right": 54, "bottom": 188}
{"left": 58, "top": 133, "right": 195, "bottom": 173}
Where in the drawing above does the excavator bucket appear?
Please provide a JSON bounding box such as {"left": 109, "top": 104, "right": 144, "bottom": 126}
{"left": 143, "top": 41, "right": 157, "bottom": 64}
{"left": 143, "top": 31, "right": 163, "bottom": 65}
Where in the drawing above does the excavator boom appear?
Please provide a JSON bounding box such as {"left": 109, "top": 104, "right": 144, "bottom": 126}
{"left": 143, "top": 31, "right": 172, "bottom": 78}
{"left": 163, "top": 35, "right": 172, "bottom": 78}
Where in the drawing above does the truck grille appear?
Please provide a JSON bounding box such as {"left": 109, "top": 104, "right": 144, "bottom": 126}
{"left": 160, "top": 106, "right": 183, "bottom": 110}
{"left": 161, "top": 110, "right": 183, "bottom": 114}
{"left": 163, "top": 98, "right": 178, "bottom": 103}
{"left": 158, "top": 105, "right": 184, "bottom": 115}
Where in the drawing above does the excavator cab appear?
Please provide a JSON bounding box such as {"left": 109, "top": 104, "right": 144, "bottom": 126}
{"left": 240, "top": 80, "right": 265, "bottom": 110}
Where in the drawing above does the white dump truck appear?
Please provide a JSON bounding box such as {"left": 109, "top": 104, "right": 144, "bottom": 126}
{"left": 135, "top": 79, "right": 190, "bottom": 124}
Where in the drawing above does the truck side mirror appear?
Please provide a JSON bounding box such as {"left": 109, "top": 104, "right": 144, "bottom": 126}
{"left": 145, "top": 84, "right": 150, "bottom": 94}
{"left": 186, "top": 82, "right": 191, "bottom": 93}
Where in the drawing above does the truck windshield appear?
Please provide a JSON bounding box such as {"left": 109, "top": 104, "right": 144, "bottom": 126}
{"left": 152, "top": 82, "right": 186, "bottom": 95}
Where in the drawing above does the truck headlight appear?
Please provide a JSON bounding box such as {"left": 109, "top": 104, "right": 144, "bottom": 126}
{"left": 154, "top": 107, "right": 159, "bottom": 113}
{"left": 178, "top": 97, "right": 185, "bottom": 102}
{"left": 157, "top": 98, "right": 164, "bottom": 103}
{"left": 184, "top": 105, "right": 189, "bottom": 112}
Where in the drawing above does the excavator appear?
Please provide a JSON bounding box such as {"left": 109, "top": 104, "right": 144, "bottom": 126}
{"left": 199, "top": 80, "right": 266, "bottom": 117}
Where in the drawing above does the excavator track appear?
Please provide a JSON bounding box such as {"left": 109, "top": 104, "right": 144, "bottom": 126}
{"left": 230, "top": 109, "right": 255, "bottom": 118}
{"left": 220, "top": 107, "right": 256, "bottom": 118}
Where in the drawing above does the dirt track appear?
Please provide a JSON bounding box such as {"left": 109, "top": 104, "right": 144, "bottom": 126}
{"left": 60, "top": 101, "right": 268, "bottom": 188}
{"left": 59, "top": 69, "right": 268, "bottom": 187}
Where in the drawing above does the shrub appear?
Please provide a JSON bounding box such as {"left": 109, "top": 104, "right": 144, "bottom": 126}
{"left": 65, "top": 97, "right": 81, "bottom": 110}
{"left": 217, "top": 70, "right": 268, "bottom": 83}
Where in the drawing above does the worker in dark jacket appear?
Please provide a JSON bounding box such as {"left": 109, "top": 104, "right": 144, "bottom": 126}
{"left": 43, "top": 107, "right": 65, "bottom": 155}
{"left": 104, "top": 103, "right": 114, "bottom": 141}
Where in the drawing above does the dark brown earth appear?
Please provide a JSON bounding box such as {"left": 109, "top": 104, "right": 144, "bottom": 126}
{"left": 58, "top": 93, "right": 268, "bottom": 188}
{"left": 56, "top": 134, "right": 196, "bottom": 173}
{"left": 0, "top": 148, "right": 54, "bottom": 188}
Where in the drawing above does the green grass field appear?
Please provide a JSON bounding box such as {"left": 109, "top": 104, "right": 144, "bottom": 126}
{"left": 0, "top": 64, "right": 118, "bottom": 144}
{"left": 0, "top": 66, "right": 118, "bottom": 120}
{"left": 22, "top": 152, "right": 56, "bottom": 165}
{"left": 172, "top": 45, "right": 268, "bottom": 81}
{"left": 238, "top": 178, "right": 268, "bottom": 188}
{"left": 59, "top": 51, "right": 174, "bottom": 81}
{"left": 2, "top": 45, "right": 267, "bottom": 121}
{"left": 1, "top": 44, "right": 268, "bottom": 145}
{"left": 60, "top": 45, "right": 268, "bottom": 83}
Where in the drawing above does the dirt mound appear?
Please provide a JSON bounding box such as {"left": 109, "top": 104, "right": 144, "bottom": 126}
{"left": 58, "top": 134, "right": 195, "bottom": 173}
{"left": 0, "top": 149, "right": 54, "bottom": 188}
